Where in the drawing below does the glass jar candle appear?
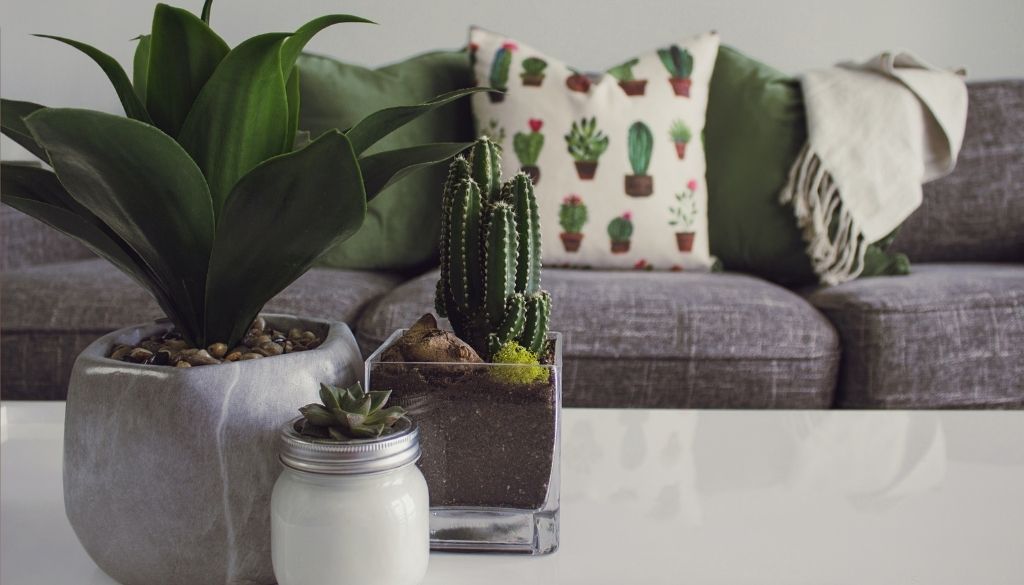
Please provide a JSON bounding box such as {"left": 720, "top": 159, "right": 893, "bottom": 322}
{"left": 272, "top": 417, "right": 429, "bottom": 585}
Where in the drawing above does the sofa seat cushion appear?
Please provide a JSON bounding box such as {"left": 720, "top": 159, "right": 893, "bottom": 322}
{"left": 808, "top": 263, "right": 1024, "bottom": 408}
{"left": 0, "top": 259, "right": 403, "bottom": 400}
{"left": 357, "top": 269, "right": 840, "bottom": 408}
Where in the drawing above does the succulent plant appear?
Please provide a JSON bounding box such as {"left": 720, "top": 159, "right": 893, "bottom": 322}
{"left": 559, "top": 195, "right": 588, "bottom": 234}
{"left": 513, "top": 119, "right": 544, "bottom": 166}
{"left": 669, "top": 119, "right": 692, "bottom": 143}
{"left": 608, "top": 213, "right": 634, "bottom": 243}
{"left": 657, "top": 45, "right": 693, "bottom": 79}
{"left": 296, "top": 382, "right": 407, "bottom": 440}
{"left": 628, "top": 121, "right": 654, "bottom": 175}
{"left": 606, "top": 58, "right": 639, "bottom": 82}
{"left": 0, "top": 1, "right": 483, "bottom": 349}
{"left": 564, "top": 117, "right": 609, "bottom": 163}
{"left": 435, "top": 137, "right": 551, "bottom": 360}
{"left": 490, "top": 42, "right": 516, "bottom": 91}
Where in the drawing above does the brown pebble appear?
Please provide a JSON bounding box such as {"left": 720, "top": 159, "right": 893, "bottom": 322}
{"left": 179, "top": 348, "right": 199, "bottom": 357}
{"left": 224, "top": 351, "right": 242, "bottom": 362}
{"left": 283, "top": 340, "right": 294, "bottom": 353}
{"left": 175, "top": 361, "right": 192, "bottom": 368}
{"left": 288, "top": 328, "right": 303, "bottom": 340}
{"left": 128, "top": 348, "right": 154, "bottom": 363}
{"left": 301, "top": 331, "right": 316, "bottom": 342}
{"left": 110, "top": 345, "right": 132, "bottom": 361}
{"left": 255, "top": 334, "right": 272, "bottom": 346}
{"left": 186, "top": 349, "right": 220, "bottom": 366}
{"left": 164, "top": 339, "right": 188, "bottom": 350}
{"left": 257, "top": 341, "right": 283, "bottom": 356}
{"left": 240, "top": 352, "right": 264, "bottom": 360}
{"left": 207, "top": 343, "right": 228, "bottom": 359}
{"left": 306, "top": 339, "right": 322, "bottom": 350}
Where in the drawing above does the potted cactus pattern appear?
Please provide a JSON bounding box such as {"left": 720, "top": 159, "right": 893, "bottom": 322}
{"left": 513, "top": 118, "right": 545, "bottom": 184}
{"left": 669, "top": 119, "right": 692, "bottom": 160}
{"left": 365, "top": 138, "right": 562, "bottom": 555}
{"left": 559, "top": 194, "right": 588, "bottom": 252}
{"left": 608, "top": 212, "right": 634, "bottom": 253}
{"left": 658, "top": 44, "right": 694, "bottom": 97}
{"left": 669, "top": 179, "right": 700, "bottom": 251}
{"left": 625, "top": 121, "right": 654, "bottom": 197}
{"left": 566, "top": 68, "right": 592, "bottom": 93}
{"left": 607, "top": 58, "right": 647, "bottom": 96}
{"left": 565, "top": 117, "right": 609, "bottom": 180}
{"left": 520, "top": 56, "right": 548, "bottom": 86}
{"left": 489, "top": 41, "right": 517, "bottom": 102}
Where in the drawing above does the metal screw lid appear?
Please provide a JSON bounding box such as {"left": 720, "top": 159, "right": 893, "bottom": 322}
{"left": 279, "top": 417, "right": 420, "bottom": 475}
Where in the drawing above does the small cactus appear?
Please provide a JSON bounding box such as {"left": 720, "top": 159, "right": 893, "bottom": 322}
{"left": 436, "top": 137, "right": 551, "bottom": 360}
{"left": 489, "top": 42, "right": 517, "bottom": 97}
{"left": 520, "top": 57, "right": 547, "bottom": 86}
{"left": 513, "top": 119, "right": 545, "bottom": 166}
{"left": 607, "top": 213, "right": 634, "bottom": 243}
{"left": 558, "top": 194, "right": 588, "bottom": 234}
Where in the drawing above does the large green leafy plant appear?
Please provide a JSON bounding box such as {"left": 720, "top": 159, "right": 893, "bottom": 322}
{"left": 0, "top": 1, "right": 483, "bottom": 348}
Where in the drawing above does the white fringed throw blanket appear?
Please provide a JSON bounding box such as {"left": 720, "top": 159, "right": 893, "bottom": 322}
{"left": 780, "top": 52, "right": 968, "bottom": 285}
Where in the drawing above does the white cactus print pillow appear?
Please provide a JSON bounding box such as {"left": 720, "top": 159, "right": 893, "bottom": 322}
{"left": 469, "top": 27, "right": 719, "bottom": 271}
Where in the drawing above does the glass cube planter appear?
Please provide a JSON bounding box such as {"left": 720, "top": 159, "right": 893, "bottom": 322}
{"left": 365, "top": 329, "right": 562, "bottom": 555}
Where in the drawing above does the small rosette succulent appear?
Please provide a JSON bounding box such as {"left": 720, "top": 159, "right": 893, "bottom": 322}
{"left": 296, "top": 382, "right": 406, "bottom": 440}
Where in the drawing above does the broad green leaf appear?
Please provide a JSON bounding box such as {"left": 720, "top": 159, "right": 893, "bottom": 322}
{"left": 204, "top": 130, "right": 365, "bottom": 346}
{"left": 279, "top": 15, "right": 371, "bottom": 151}
{"left": 132, "top": 35, "right": 151, "bottom": 102}
{"left": 1, "top": 162, "right": 91, "bottom": 220}
{"left": 285, "top": 68, "right": 300, "bottom": 151}
{"left": 146, "top": 4, "right": 229, "bottom": 136}
{"left": 177, "top": 33, "right": 290, "bottom": 215}
{"left": 0, "top": 164, "right": 187, "bottom": 332}
{"left": 1, "top": 99, "right": 48, "bottom": 161}
{"left": 298, "top": 403, "right": 335, "bottom": 427}
{"left": 279, "top": 15, "right": 374, "bottom": 72}
{"left": 201, "top": 0, "right": 213, "bottom": 23}
{"left": 359, "top": 142, "right": 474, "bottom": 201}
{"left": 34, "top": 35, "right": 152, "bottom": 124}
{"left": 25, "top": 108, "right": 215, "bottom": 344}
{"left": 345, "top": 87, "right": 490, "bottom": 155}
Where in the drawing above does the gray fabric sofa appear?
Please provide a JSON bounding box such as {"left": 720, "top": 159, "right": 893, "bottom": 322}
{"left": 2, "top": 80, "right": 1021, "bottom": 407}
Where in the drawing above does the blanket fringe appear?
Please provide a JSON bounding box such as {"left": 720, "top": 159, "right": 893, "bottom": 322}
{"left": 780, "top": 144, "right": 867, "bottom": 286}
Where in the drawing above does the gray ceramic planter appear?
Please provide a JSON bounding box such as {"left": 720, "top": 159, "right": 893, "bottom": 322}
{"left": 63, "top": 314, "right": 362, "bottom": 585}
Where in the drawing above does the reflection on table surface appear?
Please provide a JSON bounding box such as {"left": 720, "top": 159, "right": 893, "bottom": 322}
{"left": 3, "top": 403, "right": 1023, "bottom": 585}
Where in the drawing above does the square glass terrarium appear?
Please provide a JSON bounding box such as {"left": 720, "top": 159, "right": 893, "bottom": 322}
{"left": 365, "top": 329, "right": 562, "bottom": 555}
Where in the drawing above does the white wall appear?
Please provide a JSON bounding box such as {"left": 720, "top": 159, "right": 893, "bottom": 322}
{"left": 2, "top": 0, "right": 1021, "bottom": 129}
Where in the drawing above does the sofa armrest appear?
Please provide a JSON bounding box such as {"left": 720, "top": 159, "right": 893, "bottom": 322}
{"left": 1, "top": 206, "right": 95, "bottom": 270}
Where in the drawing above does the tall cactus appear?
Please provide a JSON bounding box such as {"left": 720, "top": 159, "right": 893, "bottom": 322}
{"left": 436, "top": 137, "right": 551, "bottom": 360}
{"left": 490, "top": 44, "right": 515, "bottom": 92}
{"left": 627, "top": 121, "right": 653, "bottom": 175}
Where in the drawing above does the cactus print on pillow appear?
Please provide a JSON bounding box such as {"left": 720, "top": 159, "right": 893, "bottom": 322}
{"left": 469, "top": 27, "right": 719, "bottom": 270}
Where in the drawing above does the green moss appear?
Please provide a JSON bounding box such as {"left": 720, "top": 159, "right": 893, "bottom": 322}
{"left": 491, "top": 341, "right": 548, "bottom": 384}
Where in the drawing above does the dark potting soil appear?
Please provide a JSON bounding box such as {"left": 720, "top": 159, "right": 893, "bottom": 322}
{"left": 369, "top": 354, "right": 557, "bottom": 510}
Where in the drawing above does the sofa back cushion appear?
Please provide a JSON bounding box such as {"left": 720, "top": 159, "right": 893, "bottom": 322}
{"left": 891, "top": 80, "right": 1024, "bottom": 262}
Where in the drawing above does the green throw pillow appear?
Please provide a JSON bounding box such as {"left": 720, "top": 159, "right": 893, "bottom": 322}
{"left": 298, "top": 50, "right": 474, "bottom": 272}
{"left": 705, "top": 45, "right": 908, "bottom": 285}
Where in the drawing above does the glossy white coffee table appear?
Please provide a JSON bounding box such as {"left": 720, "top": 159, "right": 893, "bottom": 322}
{"left": 2, "top": 402, "right": 1023, "bottom": 584}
